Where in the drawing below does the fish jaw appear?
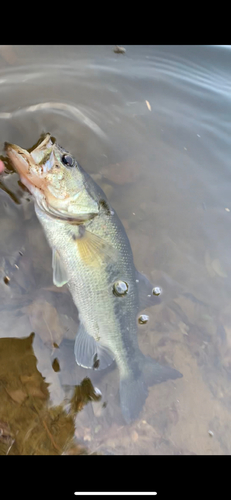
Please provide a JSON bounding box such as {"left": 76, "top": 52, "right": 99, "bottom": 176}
{"left": 5, "top": 135, "right": 53, "bottom": 200}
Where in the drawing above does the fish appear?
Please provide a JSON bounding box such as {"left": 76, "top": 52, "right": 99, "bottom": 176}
{"left": 5, "top": 133, "right": 182, "bottom": 423}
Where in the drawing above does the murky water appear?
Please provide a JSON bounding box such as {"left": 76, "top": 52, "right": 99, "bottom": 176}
{"left": 0, "top": 45, "right": 231, "bottom": 455}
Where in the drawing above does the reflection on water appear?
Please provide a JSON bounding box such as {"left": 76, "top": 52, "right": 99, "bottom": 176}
{"left": 1, "top": 45, "right": 231, "bottom": 454}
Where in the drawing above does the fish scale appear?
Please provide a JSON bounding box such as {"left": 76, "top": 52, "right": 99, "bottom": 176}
{"left": 36, "top": 202, "right": 138, "bottom": 371}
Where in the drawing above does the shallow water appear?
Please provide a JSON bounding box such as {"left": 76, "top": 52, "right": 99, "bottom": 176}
{"left": 0, "top": 45, "right": 231, "bottom": 455}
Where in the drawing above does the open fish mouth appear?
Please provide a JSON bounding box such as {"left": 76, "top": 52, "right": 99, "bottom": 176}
{"left": 5, "top": 133, "right": 69, "bottom": 216}
{"left": 4, "top": 133, "right": 55, "bottom": 193}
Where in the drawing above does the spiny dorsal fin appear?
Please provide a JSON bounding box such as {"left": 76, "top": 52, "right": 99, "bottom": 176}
{"left": 135, "top": 270, "right": 161, "bottom": 311}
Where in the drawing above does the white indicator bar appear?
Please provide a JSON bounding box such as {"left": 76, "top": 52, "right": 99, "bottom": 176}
{"left": 74, "top": 493, "right": 157, "bottom": 496}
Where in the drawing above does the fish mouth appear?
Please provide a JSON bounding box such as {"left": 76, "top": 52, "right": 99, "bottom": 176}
{"left": 5, "top": 132, "right": 53, "bottom": 158}
{"left": 5, "top": 133, "right": 55, "bottom": 195}
{"left": 5, "top": 133, "right": 54, "bottom": 179}
{"left": 5, "top": 141, "right": 33, "bottom": 177}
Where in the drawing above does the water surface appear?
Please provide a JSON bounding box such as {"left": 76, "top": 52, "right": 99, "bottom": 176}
{"left": 0, "top": 45, "right": 231, "bottom": 455}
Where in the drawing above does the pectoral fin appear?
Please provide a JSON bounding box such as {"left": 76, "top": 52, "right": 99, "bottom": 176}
{"left": 74, "top": 228, "right": 118, "bottom": 267}
{"left": 52, "top": 249, "right": 68, "bottom": 287}
{"left": 74, "top": 323, "right": 115, "bottom": 370}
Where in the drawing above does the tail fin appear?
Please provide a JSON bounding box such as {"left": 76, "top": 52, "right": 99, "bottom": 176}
{"left": 120, "top": 356, "right": 182, "bottom": 424}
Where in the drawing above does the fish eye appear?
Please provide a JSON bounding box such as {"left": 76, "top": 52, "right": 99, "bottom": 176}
{"left": 62, "top": 154, "right": 74, "bottom": 167}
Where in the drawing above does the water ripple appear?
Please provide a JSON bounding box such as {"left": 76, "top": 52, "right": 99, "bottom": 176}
{"left": 0, "top": 101, "right": 107, "bottom": 140}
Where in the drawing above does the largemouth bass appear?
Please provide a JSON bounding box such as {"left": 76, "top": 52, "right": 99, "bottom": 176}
{"left": 6, "top": 133, "right": 182, "bottom": 423}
